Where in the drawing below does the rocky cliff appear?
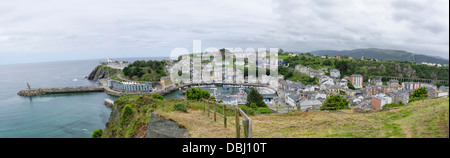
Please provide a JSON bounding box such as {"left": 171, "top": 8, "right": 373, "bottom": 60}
{"left": 87, "top": 65, "right": 119, "bottom": 81}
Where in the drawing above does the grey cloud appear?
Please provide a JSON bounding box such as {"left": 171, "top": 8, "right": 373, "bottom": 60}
{"left": 0, "top": 0, "right": 448, "bottom": 65}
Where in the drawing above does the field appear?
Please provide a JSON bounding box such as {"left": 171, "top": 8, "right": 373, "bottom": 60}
{"left": 250, "top": 97, "right": 449, "bottom": 138}
{"left": 163, "top": 97, "right": 448, "bottom": 138}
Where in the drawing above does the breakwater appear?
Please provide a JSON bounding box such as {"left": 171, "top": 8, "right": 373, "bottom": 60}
{"left": 17, "top": 86, "right": 104, "bottom": 96}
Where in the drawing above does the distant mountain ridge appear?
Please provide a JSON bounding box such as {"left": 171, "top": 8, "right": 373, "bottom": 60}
{"left": 306, "top": 48, "right": 449, "bottom": 65}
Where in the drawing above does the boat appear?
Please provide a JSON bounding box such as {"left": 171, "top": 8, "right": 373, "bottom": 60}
{"left": 222, "top": 86, "right": 229, "bottom": 90}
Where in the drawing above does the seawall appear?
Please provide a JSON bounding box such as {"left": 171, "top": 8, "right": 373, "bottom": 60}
{"left": 17, "top": 86, "right": 104, "bottom": 96}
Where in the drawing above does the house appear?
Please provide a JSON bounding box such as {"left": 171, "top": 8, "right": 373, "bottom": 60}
{"left": 109, "top": 80, "right": 152, "bottom": 92}
{"left": 279, "top": 80, "right": 305, "bottom": 91}
{"left": 371, "top": 93, "right": 392, "bottom": 110}
{"left": 439, "top": 86, "right": 449, "bottom": 92}
{"left": 388, "top": 79, "right": 399, "bottom": 87}
{"left": 295, "top": 65, "right": 302, "bottom": 71}
{"left": 402, "top": 82, "right": 421, "bottom": 91}
{"left": 345, "top": 89, "right": 361, "bottom": 97}
{"left": 371, "top": 79, "right": 382, "bottom": 86}
{"left": 356, "top": 101, "right": 371, "bottom": 109}
{"left": 350, "top": 74, "right": 363, "bottom": 89}
{"left": 325, "top": 85, "right": 342, "bottom": 94}
{"left": 330, "top": 69, "right": 340, "bottom": 78}
{"left": 421, "top": 83, "right": 437, "bottom": 91}
{"left": 389, "top": 90, "right": 410, "bottom": 104}
{"left": 319, "top": 77, "right": 335, "bottom": 90}
{"left": 303, "top": 85, "right": 316, "bottom": 92}
{"left": 338, "top": 79, "right": 348, "bottom": 87}
{"left": 299, "top": 99, "right": 323, "bottom": 111}
{"left": 160, "top": 76, "right": 174, "bottom": 90}
{"left": 427, "top": 88, "right": 437, "bottom": 98}
{"left": 286, "top": 93, "right": 300, "bottom": 108}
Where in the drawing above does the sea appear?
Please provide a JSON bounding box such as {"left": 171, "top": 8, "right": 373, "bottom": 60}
{"left": 0, "top": 57, "right": 167, "bottom": 138}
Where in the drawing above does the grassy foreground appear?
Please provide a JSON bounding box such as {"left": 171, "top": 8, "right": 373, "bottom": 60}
{"left": 100, "top": 94, "right": 448, "bottom": 138}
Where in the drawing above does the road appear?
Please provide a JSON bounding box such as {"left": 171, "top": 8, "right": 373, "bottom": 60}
{"left": 117, "top": 73, "right": 133, "bottom": 82}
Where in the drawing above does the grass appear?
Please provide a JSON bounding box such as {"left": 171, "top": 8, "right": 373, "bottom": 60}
{"left": 250, "top": 97, "right": 449, "bottom": 138}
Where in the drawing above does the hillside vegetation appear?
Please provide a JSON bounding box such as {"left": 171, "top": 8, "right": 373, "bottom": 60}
{"left": 309, "top": 48, "right": 449, "bottom": 65}
{"left": 283, "top": 54, "right": 449, "bottom": 86}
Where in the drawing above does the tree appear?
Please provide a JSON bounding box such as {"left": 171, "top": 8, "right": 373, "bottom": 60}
{"left": 246, "top": 88, "right": 266, "bottom": 107}
{"left": 186, "top": 88, "right": 211, "bottom": 100}
{"left": 320, "top": 94, "right": 349, "bottom": 110}
{"left": 278, "top": 48, "right": 284, "bottom": 55}
{"left": 409, "top": 87, "right": 428, "bottom": 102}
{"left": 347, "top": 82, "right": 356, "bottom": 90}
{"left": 322, "top": 60, "right": 332, "bottom": 66}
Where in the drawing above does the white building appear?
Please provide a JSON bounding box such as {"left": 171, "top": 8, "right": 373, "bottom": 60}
{"left": 319, "top": 77, "right": 335, "bottom": 90}
{"left": 286, "top": 93, "right": 300, "bottom": 108}
{"left": 299, "top": 99, "right": 323, "bottom": 111}
{"left": 330, "top": 69, "right": 340, "bottom": 78}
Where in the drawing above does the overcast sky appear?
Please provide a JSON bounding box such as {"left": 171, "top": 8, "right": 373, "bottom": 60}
{"left": 0, "top": 0, "right": 448, "bottom": 65}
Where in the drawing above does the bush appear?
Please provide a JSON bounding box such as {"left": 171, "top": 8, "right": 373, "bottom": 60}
{"left": 320, "top": 94, "right": 350, "bottom": 110}
{"left": 238, "top": 105, "right": 255, "bottom": 115}
{"left": 250, "top": 103, "right": 258, "bottom": 108}
{"left": 174, "top": 103, "right": 187, "bottom": 112}
{"left": 151, "top": 93, "right": 164, "bottom": 101}
{"left": 121, "top": 104, "right": 134, "bottom": 125}
{"left": 91, "top": 128, "right": 103, "bottom": 138}
{"left": 409, "top": 87, "right": 428, "bottom": 103}
{"left": 256, "top": 107, "right": 273, "bottom": 114}
{"left": 186, "top": 88, "right": 210, "bottom": 100}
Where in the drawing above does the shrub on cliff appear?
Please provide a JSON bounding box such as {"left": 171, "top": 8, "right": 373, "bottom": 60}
{"left": 91, "top": 128, "right": 102, "bottom": 138}
{"left": 121, "top": 104, "right": 134, "bottom": 125}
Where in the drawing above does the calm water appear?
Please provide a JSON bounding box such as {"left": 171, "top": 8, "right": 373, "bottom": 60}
{"left": 0, "top": 57, "right": 166, "bottom": 138}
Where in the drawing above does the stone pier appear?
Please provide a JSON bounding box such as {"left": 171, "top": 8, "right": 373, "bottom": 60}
{"left": 17, "top": 86, "right": 104, "bottom": 96}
